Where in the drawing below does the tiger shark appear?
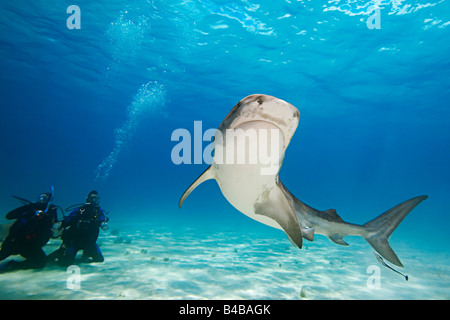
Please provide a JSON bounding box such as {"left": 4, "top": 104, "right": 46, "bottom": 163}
{"left": 179, "top": 94, "right": 427, "bottom": 268}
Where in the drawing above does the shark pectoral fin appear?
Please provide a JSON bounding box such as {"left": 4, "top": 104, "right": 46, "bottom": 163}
{"left": 254, "top": 185, "right": 303, "bottom": 248}
{"left": 179, "top": 166, "right": 215, "bottom": 208}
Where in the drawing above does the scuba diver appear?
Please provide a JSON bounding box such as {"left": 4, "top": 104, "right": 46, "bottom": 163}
{"left": 49, "top": 190, "right": 108, "bottom": 266}
{"left": 0, "top": 190, "right": 58, "bottom": 271}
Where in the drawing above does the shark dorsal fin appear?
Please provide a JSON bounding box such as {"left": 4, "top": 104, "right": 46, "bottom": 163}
{"left": 323, "top": 209, "right": 344, "bottom": 222}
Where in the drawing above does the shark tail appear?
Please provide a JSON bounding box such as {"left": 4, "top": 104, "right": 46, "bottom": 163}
{"left": 362, "top": 195, "right": 428, "bottom": 267}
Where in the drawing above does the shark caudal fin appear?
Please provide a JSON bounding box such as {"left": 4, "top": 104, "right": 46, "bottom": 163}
{"left": 362, "top": 195, "right": 428, "bottom": 267}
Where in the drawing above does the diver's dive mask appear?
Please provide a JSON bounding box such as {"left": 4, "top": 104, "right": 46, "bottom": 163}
{"left": 87, "top": 193, "right": 100, "bottom": 205}
{"left": 37, "top": 193, "right": 50, "bottom": 204}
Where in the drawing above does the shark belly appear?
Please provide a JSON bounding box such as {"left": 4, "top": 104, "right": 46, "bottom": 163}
{"left": 212, "top": 121, "right": 285, "bottom": 230}
{"left": 214, "top": 162, "right": 282, "bottom": 230}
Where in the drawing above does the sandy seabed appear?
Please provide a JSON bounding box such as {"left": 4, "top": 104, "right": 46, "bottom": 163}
{"left": 0, "top": 222, "right": 448, "bottom": 300}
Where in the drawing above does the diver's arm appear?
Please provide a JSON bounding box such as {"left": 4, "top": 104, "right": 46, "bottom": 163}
{"left": 98, "top": 208, "right": 109, "bottom": 231}
{"left": 98, "top": 208, "right": 108, "bottom": 222}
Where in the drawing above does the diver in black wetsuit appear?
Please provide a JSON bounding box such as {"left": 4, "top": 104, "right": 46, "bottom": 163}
{"left": 0, "top": 192, "right": 58, "bottom": 271}
{"left": 49, "top": 191, "right": 108, "bottom": 266}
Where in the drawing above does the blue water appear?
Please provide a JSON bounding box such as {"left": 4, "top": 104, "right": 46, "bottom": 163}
{"left": 0, "top": 0, "right": 449, "bottom": 299}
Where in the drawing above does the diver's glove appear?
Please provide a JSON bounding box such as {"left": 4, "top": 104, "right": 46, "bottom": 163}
{"left": 101, "top": 222, "right": 109, "bottom": 232}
